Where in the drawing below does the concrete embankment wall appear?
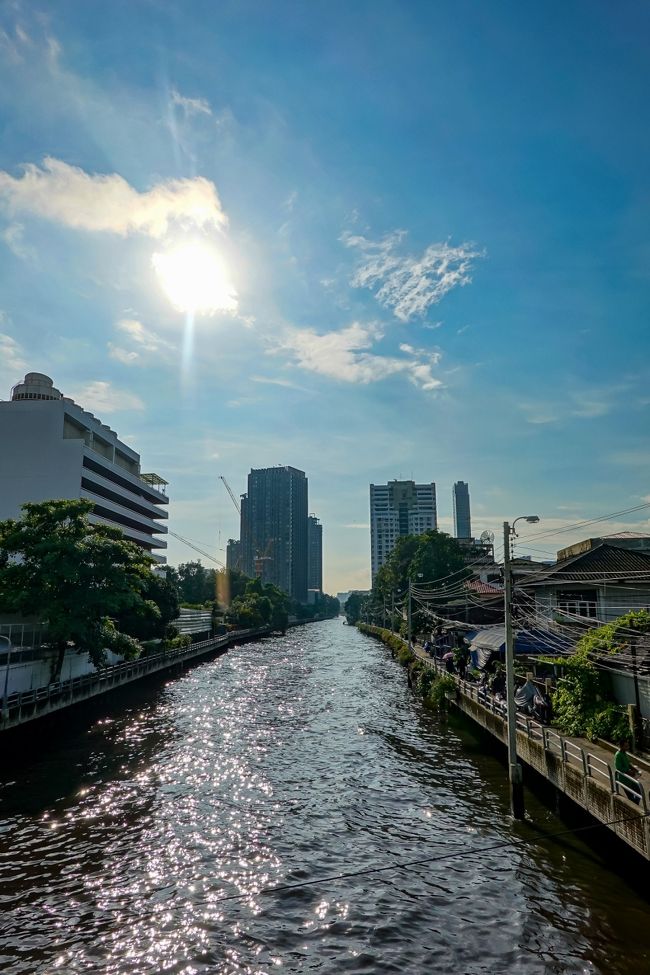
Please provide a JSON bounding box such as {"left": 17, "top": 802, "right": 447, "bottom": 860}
{"left": 359, "top": 624, "right": 650, "bottom": 861}
{"left": 1, "top": 616, "right": 331, "bottom": 733}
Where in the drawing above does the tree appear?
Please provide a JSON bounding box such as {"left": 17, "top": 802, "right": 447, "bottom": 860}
{"left": 0, "top": 499, "right": 157, "bottom": 678}
{"left": 175, "top": 561, "right": 217, "bottom": 604}
{"left": 225, "top": 578, "right": 290, "bottom": 633}
{"left": 117, "top": 572, "right": 180, "bottom": 641}
{"left": 345, "top": 592, "right": 365, "bottom": 625}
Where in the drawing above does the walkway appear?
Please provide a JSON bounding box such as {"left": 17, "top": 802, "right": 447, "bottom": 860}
{"left": 404, "top": 637, "right": 650, "bottom": 859}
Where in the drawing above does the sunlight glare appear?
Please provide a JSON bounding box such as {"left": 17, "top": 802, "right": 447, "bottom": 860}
{"left": 152, "top": 241, "right": 238, "bottom": 315}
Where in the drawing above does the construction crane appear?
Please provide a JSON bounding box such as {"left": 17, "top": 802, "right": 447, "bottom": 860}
{"left": 168, "top": 530, "right": 225, "bottom": 568}
{"left": 254, "top": 537, "right": 275, "bottom": 578}
{"left": 219, "top": 475, "right": 241, "bottom": 515}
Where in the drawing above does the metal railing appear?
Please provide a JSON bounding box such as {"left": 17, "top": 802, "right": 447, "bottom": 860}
{"left": 1, "top": 626, "right": 267, "bottom": 727}
{"left": 416, "top": 643, "right": 646, "bottom": 810}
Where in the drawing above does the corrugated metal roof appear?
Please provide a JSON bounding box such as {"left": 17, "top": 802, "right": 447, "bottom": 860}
{"left": 532, "top": 543, "right": 650, "bottom": 584}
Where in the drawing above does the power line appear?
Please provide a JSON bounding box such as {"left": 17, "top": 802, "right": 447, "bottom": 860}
{"left": 211, "top": 811, "right": 649, "bottom": 905}
{"left": 168, "top": 531, "right": 225, "bottom": 568}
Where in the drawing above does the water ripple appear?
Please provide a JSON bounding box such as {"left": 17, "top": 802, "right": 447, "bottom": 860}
{"left": 1, "top": 621, "right": 648, "bottom": 974}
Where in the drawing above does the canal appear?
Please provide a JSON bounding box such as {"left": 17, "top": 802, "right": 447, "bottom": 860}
{"left": 1, "top": 619, "right": 649, "bottom": 974}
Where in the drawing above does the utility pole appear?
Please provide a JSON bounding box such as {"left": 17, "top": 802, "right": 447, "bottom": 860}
{"left": 503, "top": 522, "right": 523, "bottom": 818}
{"left": 383, "top": 597, "right": 387, "bottom": 630}
{"left": 504, "top": 514, "right": 539, "bottom": 820}
{"left": 391, "top": 590, "right": 395, "bottom": 633}
{"left": 407, "top": 581, "right": 412, "bottom": 649}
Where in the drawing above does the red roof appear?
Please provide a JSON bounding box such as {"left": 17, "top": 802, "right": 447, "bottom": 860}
{"left": 466, "top": 579, "right": 503, "bottom": 596}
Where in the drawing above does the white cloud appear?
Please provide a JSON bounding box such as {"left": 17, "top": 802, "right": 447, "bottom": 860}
{"left": 520, "top": 382, "right": 632, "bottom": 425}
{"left": 107, "top": 318, "right": 176, "bottom": 366}
{"left": 342, "top": 230, "right": 484, "bottom": 322}
{"left": 107, "top": 344, "right": 140, "bottom": 366}
{"left": 68, "top": 381, "right": 145, "bottom": 414}
{"left": 0, "top": 157, "right": 228, "bottom": 238}
{"left": 270, "top": 322, "right": 442, "bottom": 391}
{"left": 170, "top": 88, "right": 212, "bottom": 117}
{"left": 1, "top": 222, "right": 35, "bottom": 260}
{"left": 0, "top": 327, "right": 27, "bottom": 388}
{"left": 250, "top": 375, "right": 308, "bottom": 390}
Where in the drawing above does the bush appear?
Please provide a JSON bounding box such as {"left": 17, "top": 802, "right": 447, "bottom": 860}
{"left": 428, "top": 674, "right": 457, "bottom": 711}
{"left": 540, "top": 610, "right": 650, "bottom": 742}
{"left": 163, "top": 634, "right": 191, "bottom": 652}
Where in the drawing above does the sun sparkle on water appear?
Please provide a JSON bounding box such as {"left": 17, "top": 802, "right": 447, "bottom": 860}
{"left": 152, "top": 241, "right": 238, "bottom": 315}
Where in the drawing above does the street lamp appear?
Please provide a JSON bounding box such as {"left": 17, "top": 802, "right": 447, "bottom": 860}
{"left": 503, "top": 515, "right": 540, "bottom": 818}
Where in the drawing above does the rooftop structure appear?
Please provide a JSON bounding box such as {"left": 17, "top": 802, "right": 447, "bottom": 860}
{"left": 557, "top": 532, "right": 650, "bottom": 562}
{"left": 0, "top": 373, "right": 168, "bottom": 561}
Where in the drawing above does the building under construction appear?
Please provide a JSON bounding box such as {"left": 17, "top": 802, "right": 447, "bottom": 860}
{"left": 236, "top": 466, "right": 309, "bottom": 603}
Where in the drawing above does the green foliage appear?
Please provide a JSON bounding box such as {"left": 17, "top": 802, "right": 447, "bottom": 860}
{"left": 576, "top": 609, "right": 650, "bottom": 658}
{"left": 117, "top": 573, "right": 180, "bottom": 641}
{"left": 374, "top": 530, "right": 468, "bottom": 601}
{"left": 225, "top": 578, "right": 290, "bottom": 632}
{"left": 167, "top": 561, "right": 215, "bottom": 604}
{"left": 358, "top": 623, "right": 457, "bottom": 713}
{"left": 540, "top": 610, "right": 650, "bottom": 742}
{"left": 163, "top": 633, "right": 192, "bottom": 651}
{"left": 345, "top": 592, "right": 365, "bottom": 625}
{"left": 427, "top": 674, "right": 457, "bottom": 711}
{"left": 293, "top": 593, "right": 340, "bottom": 621}
{"left": 0, "top": 499, "right": 156, "bottom": 675}
{"left": 397, "top": 644, "right": 415, "bottom": 666}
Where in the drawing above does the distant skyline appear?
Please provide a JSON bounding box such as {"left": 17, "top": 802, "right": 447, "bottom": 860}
{"left": 1, "top": 2, "right": 649, "bottom": 592}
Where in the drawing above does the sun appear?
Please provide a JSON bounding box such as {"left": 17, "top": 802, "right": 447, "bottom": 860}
{"left": 152, "top": 241, "right": 238, "bottom": 315}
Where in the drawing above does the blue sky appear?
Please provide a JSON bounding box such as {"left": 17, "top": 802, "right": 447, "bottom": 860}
{"left": 1, "top": 1, "right": 649, "bottom": 591}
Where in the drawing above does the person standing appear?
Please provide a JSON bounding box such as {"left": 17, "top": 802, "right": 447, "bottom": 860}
{"left": 614, "top": 739, "right": 642, "bottom": 804}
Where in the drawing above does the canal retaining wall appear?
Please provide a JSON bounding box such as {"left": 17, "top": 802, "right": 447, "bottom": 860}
{"left": 361, "top": 625, "right": 650, "bottom": 861}
{"left": 0, "top": 617, "right": 325, "bottom": 733}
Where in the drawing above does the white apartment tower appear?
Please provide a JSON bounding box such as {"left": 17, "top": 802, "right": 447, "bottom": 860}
{"left": 370, "top": 480, "right": 437, "bottom": 581}
{"left": 0, "top": 373, "right": 168, "bottom": 561}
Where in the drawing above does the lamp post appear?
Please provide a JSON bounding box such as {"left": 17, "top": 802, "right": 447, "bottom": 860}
{"left": 503, "top": 514, "right": 540, "bottom": 819}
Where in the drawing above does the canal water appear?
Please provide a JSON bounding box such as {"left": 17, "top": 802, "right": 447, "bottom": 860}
{"left": 1, "top": 620, "right": 649, "bottom": 974}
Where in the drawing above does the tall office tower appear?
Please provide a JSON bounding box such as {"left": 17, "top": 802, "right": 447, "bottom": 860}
{"left": 240, "top": 466, "right": 308, "bottom": 602}
{"left": 0, "top": 372, "right": 168, "bottom": 561}
{"left": 370, "top": 480, "right": 437, "bottom": 581}
{"left": 307, "top": 514, "right": 323, "bottom": 592}
{"left": 226, "top": 538, "right": 241, "bottom": 572}
{"left": 453, "top": 481, "right": 472, "bottom": 540}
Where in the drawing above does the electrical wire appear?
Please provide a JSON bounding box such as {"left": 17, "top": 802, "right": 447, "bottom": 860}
{"left": 211, "top": 811, "right": 650, "bottom": 905}
{"left": 516, "top": 502, "right": 650, "bottom": 544}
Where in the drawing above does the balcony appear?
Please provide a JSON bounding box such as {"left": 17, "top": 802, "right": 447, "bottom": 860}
{"left": 81, "top": 488, "right": 168, "bottom": 537}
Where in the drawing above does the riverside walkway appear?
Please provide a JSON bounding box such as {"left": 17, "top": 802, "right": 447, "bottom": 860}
{"left": 0, "top": 626, "right": 271, "bottom": 732}
{"left": 403, "top": 636, "right": 650, "bottom": 860}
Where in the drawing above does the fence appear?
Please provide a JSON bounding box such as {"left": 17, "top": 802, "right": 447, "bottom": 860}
{"left": 419, "top": 650, "right": 647, "bottom": 812}
{"left": 0, "top": 627, "right": 267, "bottom": 731}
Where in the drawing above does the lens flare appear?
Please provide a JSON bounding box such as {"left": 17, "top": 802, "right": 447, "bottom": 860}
{"left": 152, "top": 241, "right": 238, "bottom": 315}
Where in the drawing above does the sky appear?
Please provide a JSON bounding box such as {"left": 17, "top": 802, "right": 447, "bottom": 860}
{"left": 1, "top": 0, "right": 649, "bottom": 592}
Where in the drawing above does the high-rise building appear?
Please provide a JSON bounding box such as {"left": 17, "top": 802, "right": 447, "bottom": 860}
{"left": 307, "top": 514, "right": 323, "bottom": 592}
{"left": 452, "top": 481, "right": 472, "bottom": 540}
{"left": 240, "top": 466, "right": 308, "bottom": 602}
{"left": 226, "top": 538, "right": 241, "bottom": 572}
{"left": 370, "top": 480, "right": 437, "bottom": 581}
{"left": 0, "top": 373, "right": 168, "bottom": 561}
